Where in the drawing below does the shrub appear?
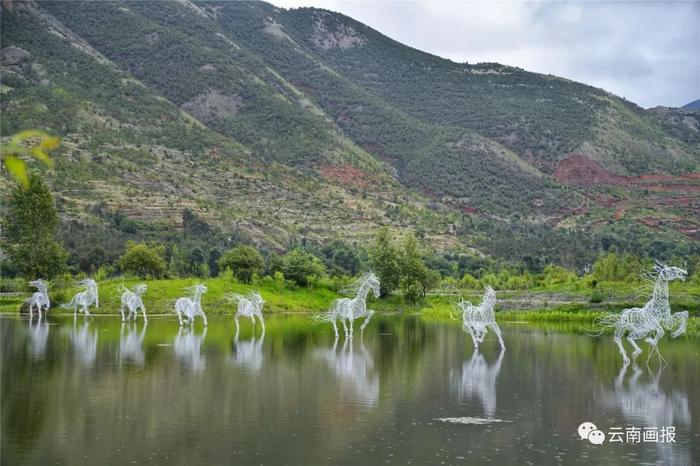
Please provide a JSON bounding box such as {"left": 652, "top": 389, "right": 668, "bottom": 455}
{"left": 280, "top": 248, "right": 325, "bottom": 287}
{"left": 118, "top": 241, "right": 167, "bottom": 278}
{"left": 218, "top": 245, "right": 264, "bottom": 284}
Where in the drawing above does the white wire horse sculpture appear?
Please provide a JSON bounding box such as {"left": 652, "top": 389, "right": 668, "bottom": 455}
{"left": 119, "top": 284, "right": 148, "bottom": 323}
{"left": 597, "top": 262, "right": 688, "bottom": 365}
{"left": 226, "top": 291, "right": 265, "bottom": 337}
{"left": 175, "top": 284, "right": 208, "bottom": 326}
{"left": 454, "top": 286, "right": 505, "bottom": 350}
{"left": 62, "top": 279, "right": 99, "bottom": 316}
{"left": 27, "top": 279, "right": 50, "bottom": 317}
{"left": 314, "top": 272, "right": 380, "bottom": 339}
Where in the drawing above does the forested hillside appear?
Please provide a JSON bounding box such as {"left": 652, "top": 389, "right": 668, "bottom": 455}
{"left": 1, "top": 0, "right": 698, "bottom": 273}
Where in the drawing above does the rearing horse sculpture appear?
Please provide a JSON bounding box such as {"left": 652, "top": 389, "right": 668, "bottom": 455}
{"left": 27, "top": 279, "right": 50, "bottom": 317}
{"left": 598, "top": 262, "right": 688, "bottom": 365}
{"left": 62, "top": 279, "right": 99, "bottom": 316}
{"left": 315, "top": 272, "right": 380, "bottom": 339}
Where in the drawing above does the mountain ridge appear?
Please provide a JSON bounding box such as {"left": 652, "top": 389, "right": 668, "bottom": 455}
{"left": 1, "top": 0, "right": 698, "bottom": 270}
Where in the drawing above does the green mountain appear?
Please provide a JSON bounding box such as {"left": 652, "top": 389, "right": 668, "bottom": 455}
{"left": 1, "top": 0, "right": 698, "bottom": 270}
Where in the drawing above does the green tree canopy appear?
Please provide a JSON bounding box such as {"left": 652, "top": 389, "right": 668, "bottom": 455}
{"left": 369, "top": 228, "right": 401, "bottom": 297}
{"left": 280, "top": 248, "right": 325, "bottom": 287}
{"left": 118, "top": 241, "right": 167, "bottom": 278}
{"left": 218, "top": 245, "right": 264, "bottom": 283}
{"left": 3, "top": 174, "right": 66, "bottom": 278}
{"left": 399, "top": 234, "right": 429, "bottom": 303}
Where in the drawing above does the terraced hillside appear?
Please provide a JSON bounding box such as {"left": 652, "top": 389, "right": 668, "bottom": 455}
{"left": 1, "top": 0, "right": 698, "bottom": 268}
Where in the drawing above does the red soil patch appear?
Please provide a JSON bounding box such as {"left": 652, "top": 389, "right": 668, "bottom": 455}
{"left": 554, "top": 155, "right": 700, "bottom": 191}
{"left": 613, "top": 206, "right": 625, "bottom": 220}
{"left": 318, "top": 165, "right": 369, "bottom": 188}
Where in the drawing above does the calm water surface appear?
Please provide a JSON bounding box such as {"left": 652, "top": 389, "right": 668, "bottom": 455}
{"left": 2, "top": 314, "right": 698, "bottom": 465}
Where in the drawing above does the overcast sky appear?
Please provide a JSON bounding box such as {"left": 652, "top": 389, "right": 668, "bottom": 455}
{"left": 268, "top": 0, "right": 699, "bottom": 108}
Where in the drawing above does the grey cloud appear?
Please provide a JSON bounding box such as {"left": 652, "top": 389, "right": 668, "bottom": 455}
{"left": 270, "top": 1, "right": 699, "bottom": 107}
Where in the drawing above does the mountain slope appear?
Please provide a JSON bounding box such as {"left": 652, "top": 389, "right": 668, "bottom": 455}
{"left": 1, "top": 0, "right": 698, "bottom": 269}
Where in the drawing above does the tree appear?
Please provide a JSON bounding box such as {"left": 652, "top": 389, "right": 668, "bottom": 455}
{"left": 3, "top": 175, "right": 66, "bottom": 278}
{"left": 208, "top": 248, "right": 221, "bottom": 277}
{"left": 118, "top": 241, "right": 167, "bottom": 278}
{"left": 186, "top": 246, "right": 205, "bottom": 277}
{"left": 280, "top": 248, "right": 325, "bottom": 287}
{"left": 218, "top": 245, "right": 264, "bottom": 283}
{"left": 320, "top": 240, "right": 360, "bottom": 276}
{"left": 369, "top": 228, "right": 401, "bottom": 297}
{"left": 399, "top": 234, "right": 429, "bottom": 303}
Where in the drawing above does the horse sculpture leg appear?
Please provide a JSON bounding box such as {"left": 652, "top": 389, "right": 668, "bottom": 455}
{"left": 627, "top": 332, "right": 644, "bottom": 361}
{"left": 342, "top": 319, "right": 350, "bottom": 339}
{"left": 331, "top": 318, "right": 339, "bottom": 339}
{"left": 670, "top": 311, "right": 688, "bottom": 338}
{"left": 465, "top": 324, "right": 479, "bottom": 349}
{"left": 614, "top": 328, "right": 630, "bottom": 365}
{"left": 140, "top": 303, "right": 147, "bottom": 323}
{"left": 489, "top": 323, "right": 506, "bottom": 350}
{"left": 360, "top": 310, "right": 374, "bottom": 332}
{"left": 120, "top": 302, "right": 126, "bottom": 322}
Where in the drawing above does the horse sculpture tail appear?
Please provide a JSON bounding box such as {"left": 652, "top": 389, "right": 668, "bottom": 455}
{"left": 589, "top": 312, "right": 620, "bottom": 337}
{"left": 225, "top": 293, "right": 245, "bottom": 305}
{"left": 61, "top": 295, "right": 78, "bottom": 310}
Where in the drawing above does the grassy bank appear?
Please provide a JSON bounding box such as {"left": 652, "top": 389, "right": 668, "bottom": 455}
{"left": 1, "top": 277, "right": 698, "bottom": 336}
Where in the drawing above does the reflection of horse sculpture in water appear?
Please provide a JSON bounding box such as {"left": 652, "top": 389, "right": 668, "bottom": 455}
{"left": 119, "top": 284, "right": 148, "bottom": 323}
{"left": 27, "top": 314, "right": 49, "bottom": 359}
{"left": 27, "top": 279, "right": 50, "bottom": 317}
{"left": 597, "top": 263, "right": 688, "bottom": 365}
{"left": 315, "top": 273, "right": 380, "bottom": 339}
{"left": 602, "top": 363, "right": 691, "bottom": 465}
{"left": 175, "top": 284, "right": 208, "bottom": 326}
{"left": 62, "top": 279, "right": 99, "bottom": 316}
{"left": 229, "top": 331, "right": 265, "bottom": 372}
{"left": 119, "top": 322, "right": 147, "bottom": 366}
{"left": 455, "top": 287, "right": 505, "bottom": 350}
{"left": 451, "top": 350, "right": 504, "bottom": 417}
{"left": 68, "top": 318, "right": 98, "bottom": 367}
{"left": 174, "top": 326, "right": 207, "bottom": 372}
{"left": 316, "top": 338, "right": 379, "bottom": 405}
{"left": 227, "top": 291, "right": 265, "bottom": 337}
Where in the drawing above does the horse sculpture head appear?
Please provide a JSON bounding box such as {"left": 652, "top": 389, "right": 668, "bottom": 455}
{"left": 193, "top": 284, "right": 208, "bottom": 296}
{"left": 29, "top": 279, "right": 47, "bottom": 292}
{"left": 80, "top": 278, "right": 97, "bottom": 289}
{"left": 135, "top": 284, "right": 148, "bottom": 295}
{"left": 248, "top": 292, "right": 264, "bottom": 308}
{"left": 366, "top": 273, "right": 381, "bottom": 298}
{"left": 653, "top": 261, "right": 687, "bottom": 282}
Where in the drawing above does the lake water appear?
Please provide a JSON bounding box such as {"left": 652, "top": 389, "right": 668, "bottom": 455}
{"left": 2, "top": 314, "right": 698, "bottom": 465}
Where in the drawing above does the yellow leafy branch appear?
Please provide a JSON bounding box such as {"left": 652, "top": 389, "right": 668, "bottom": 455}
{"left": 1, "top": 130, "right": 59, "bottom": 187}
